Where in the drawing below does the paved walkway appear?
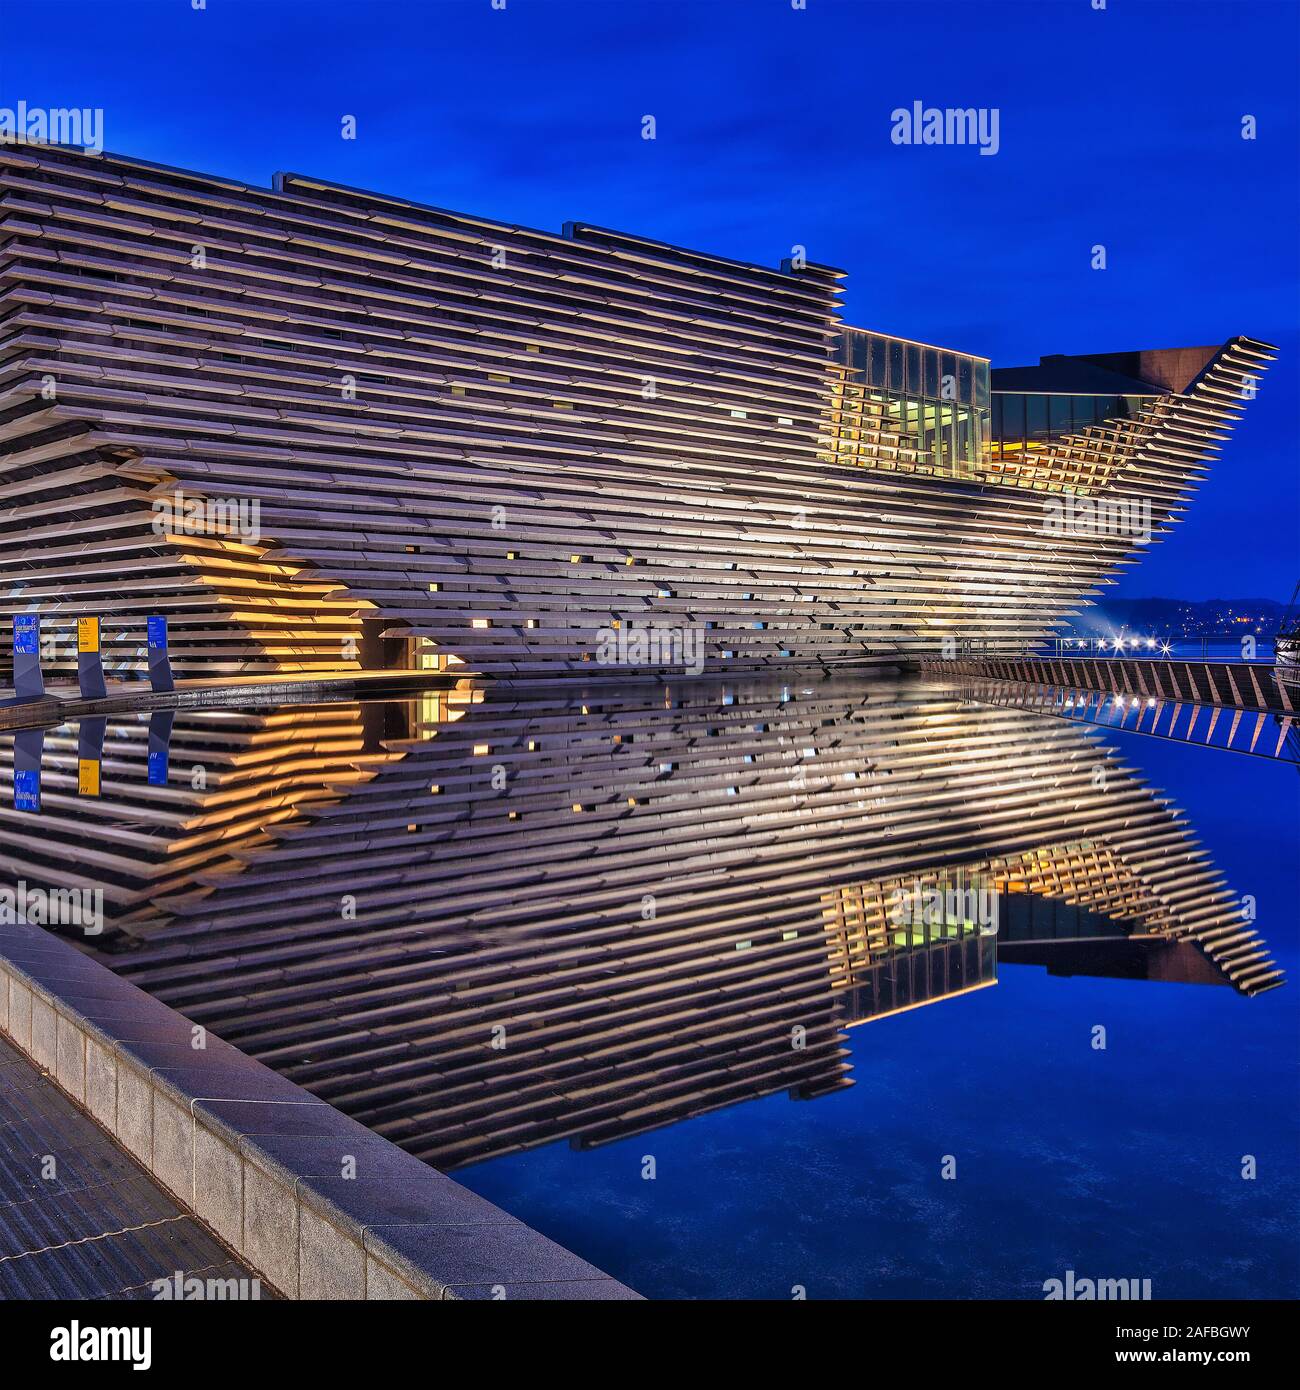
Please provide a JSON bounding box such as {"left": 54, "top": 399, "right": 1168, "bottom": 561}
{"left": 0, "top": 1034, "right": 268, "bottom": 1299}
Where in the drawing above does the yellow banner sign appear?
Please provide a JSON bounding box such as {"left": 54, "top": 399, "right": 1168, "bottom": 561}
{"left": 78, "top": 759, "right": 101, "bottom": 797}
{"left": 77, "top": 616, "right": 100, "bottom": 654}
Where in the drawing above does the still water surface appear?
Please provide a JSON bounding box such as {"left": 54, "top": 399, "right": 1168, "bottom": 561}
{"left": 2, "top": 675, "right": 1296, "bottom": 1299}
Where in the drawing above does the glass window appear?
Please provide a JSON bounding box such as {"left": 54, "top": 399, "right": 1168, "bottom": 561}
{"left": 869, "top": 335, "right": 886, "bottom": 387}
{"left": 939, "top": 353, "right": 957, "bottom": 401}
{"left": 1000, "top": 394, "right": 1026, "bottom": 446}
{"left": 1049, "top": 396, "right": 1071, "bottom": 440}
{"left": 922, "top": 402, "right": 939, "bottom": 463}
{"left": 887, "top": 339, "right": 904, "bottom": 392}
{"left": 906, "top": 344, "right": 921, "bottom": 395}
{"left": 956, "top": 408, "right": 972, "bottom": 468}
{"left": 958, "top": 357, "right": 973, "bottom": 404}
{"left": 974, "top": 362, "right": 990, "bottom": 411}
{"left": 924, "top": 349, "right": 939, "bottom": 398}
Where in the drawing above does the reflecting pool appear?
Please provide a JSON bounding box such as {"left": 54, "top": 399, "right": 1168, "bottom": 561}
{"left": 2, "top": 674, "right": 1296, "bottom": 1299}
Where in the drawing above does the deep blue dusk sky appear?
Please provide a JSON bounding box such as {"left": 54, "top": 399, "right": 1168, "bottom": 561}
{"left": 5, "top": 0, "right": 1297, "bottom": 599}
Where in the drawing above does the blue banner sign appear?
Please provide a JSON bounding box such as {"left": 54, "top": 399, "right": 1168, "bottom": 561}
{"left": 11, "top": 615, "right": 44, "bottom": 701}
{"left": 14, "top": 768, "right": 40, "bottom": 813}
{"left": 147, "top": 615, "right": 174, "bottom": 693}
{"left": 147, "top": 710, "right": 174, "bottom": 786}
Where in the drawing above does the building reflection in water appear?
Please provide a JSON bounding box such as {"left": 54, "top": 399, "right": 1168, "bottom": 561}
{"left": 0, "top": 676, "right": 1282, "bottom": 1171}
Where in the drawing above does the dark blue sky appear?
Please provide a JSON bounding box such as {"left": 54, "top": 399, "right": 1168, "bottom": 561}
{"left": 6, "top": 0, "right": 1297, "bottom": 599}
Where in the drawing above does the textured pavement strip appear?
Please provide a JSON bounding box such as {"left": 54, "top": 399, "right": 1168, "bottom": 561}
{"left": 0, "top": 1035, "right": 272, "bottom": 1299}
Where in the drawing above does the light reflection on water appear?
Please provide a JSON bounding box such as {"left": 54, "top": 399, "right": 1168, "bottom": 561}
{"left": 0, "top": 674, "right": 1295, "bottom": 1298}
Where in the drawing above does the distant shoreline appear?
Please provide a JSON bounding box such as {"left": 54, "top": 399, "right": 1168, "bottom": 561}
{"left": 1064, "top": 597, "right": 1292, "bottom": 637}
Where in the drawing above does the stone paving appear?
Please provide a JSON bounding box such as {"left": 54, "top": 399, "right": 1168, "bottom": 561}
{"left": 0, "top": 1034, "right": 268, "bottom": 1300}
